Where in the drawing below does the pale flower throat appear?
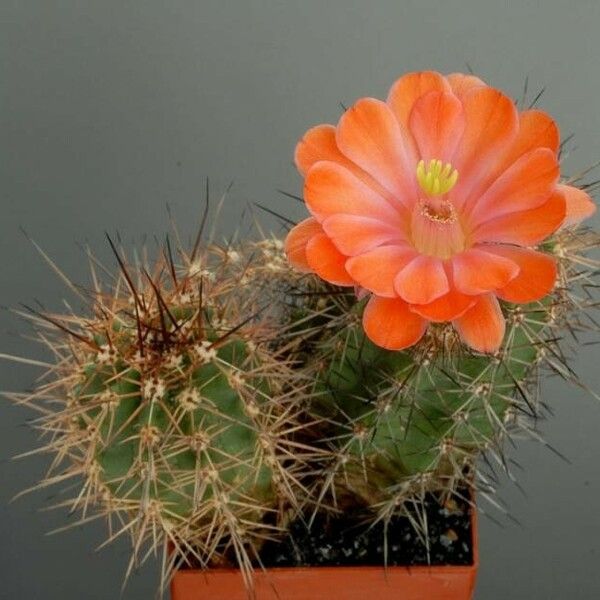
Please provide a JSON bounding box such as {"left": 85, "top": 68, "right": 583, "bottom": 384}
{"left": 411, "top": 159, "right": 466, "bottom": 259}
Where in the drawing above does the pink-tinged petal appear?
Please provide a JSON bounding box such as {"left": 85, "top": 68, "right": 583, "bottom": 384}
{"left": 322, "top": 214, "right": 404, "bottom": 257}
{"left": 295, "top": 124, "right": 346, "bottom": 176}
{"left": 387, "top": 71, "right": 451, "bottom": 128}
{"left": 304, "top": 161, "right": 406, "bottom": 225}
{"left": 485, "top": 246, "right": 557, "bottom": 303}
{"left": 345, "top": 245, "right": 417, "bottom": 298}
{"left": 395, "top": 255, "right": 449, "bottom": 305}
{"left": 453, "top": 294, "right": 506, "bottom": 353}
{"left": 336, "top": 98, "right": 417, "bottom": 207}
{"left": 409, "top": 91, "right": 465, "bottom": 162}
{"left": 305, "top": 233, "right": 354, "bottom": 286}
{"left": 452, "top": 248, "right": 520, "bottom": 295}
{"left": 471, "top": 190, "right": 566, "bottom": 246}
{"left": 446, "top": 73, "right": 487, "bottom": 100}
{"left": 468, "top": 147, "right": 559, "bottom": 226}
{"left": 363, "top": 295, "right": 428, "bottom": 350}
{"left": 558, "top": 184, "right": 596, "bottom": 226}
{"left": 452, "top": 87, "right": 519, "bottom": 203}
{"left": 284, "top": 217, "right": 323, "bottom": 272}
{"left": 410, "top": 288, "right": 477, "bottom": 322}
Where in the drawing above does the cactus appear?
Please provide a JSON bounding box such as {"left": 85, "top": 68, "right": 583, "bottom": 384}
{"left": 281, "top": 70, "right": 600, "bottom": 539}
{"left": 11, "top": 229, "right": 321, "bottom": 589}
{"left": 281, "top": 226, "right": 600, "bottom": 533}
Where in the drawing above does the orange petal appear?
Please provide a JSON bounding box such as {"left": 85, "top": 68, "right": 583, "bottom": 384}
{"left": 305, "top": 233, "right": 354, "bottom": 286}
{"left": 486, "top": 246, "right": 557, "bottom": 303}
{"left": 295, "top": 124, "right": 346, "bottom": 176}
{"left": 304, "top": 161, "right": 405, "bottom": 225}
{"left": 294, "top": 124, "right": 405, "bottom": 206}
{"left": 461, "top": 108, "right": 561, "bottom": 215}
{"left": 452, "top": 87, "right": 518, "bottom": 202}
{"left": 410, "top": 287, "right": 477, "bottom": 322}
{"left": 409, "top": 91, "right": 465, "bottom": 162}
{"left": 558, "top": 184, "right": 596, "bottom": 226}
{"left": 336, "top": 98, "right": 417, "bottom": 206}
{"left": 509, "top": 109, "right": 560, "bottom": 157}
{"left": 362, "top": 295, "right": 428, "bottom": 350}
{"left": 452, "top": 248, "right": 519, "bottom": 295}
{"left": 284, "top": 217, "right": 323, "bottom": 272}
{"left": 446, "top": 73, "right": 487, "bottom": 100}
{"left": 453, "top": 294, "right": 506, "bottom": 353}
{"left": 469, "top": 147, "right": 559, "bottom": 225}
{"left": 387, "top": 71, "right": 451, "bottom": 128}
{"left": 322, "top": 214, "right": 404, "bottom": 257}
{"left": 472, "top": 189, "right": 566, "bottom": 245}
{"left": 345, "top": 245, "right": 417, "bottom": 298}
{"left": 394, "top": 255, "right": 449, "bottom": 305}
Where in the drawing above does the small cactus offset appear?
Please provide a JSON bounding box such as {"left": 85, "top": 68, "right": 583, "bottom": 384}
{"left": 10, "top": 228, "right": 320, "bottom": 588}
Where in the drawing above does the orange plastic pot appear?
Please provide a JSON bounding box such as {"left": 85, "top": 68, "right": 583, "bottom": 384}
{"left": 170, "top": 508, "right": 478, "bottom": 600}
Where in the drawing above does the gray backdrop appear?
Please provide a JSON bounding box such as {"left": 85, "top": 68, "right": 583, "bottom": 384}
{"left": 1, "top": 1, "right": 599, "bottom": 598}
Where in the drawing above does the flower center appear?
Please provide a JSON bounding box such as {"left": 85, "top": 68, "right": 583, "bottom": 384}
{"left": 416, "top": 159, "right": 459, "bottom": 196}
{"left": 411, "top": 159, "right": 465, "bottom": 259}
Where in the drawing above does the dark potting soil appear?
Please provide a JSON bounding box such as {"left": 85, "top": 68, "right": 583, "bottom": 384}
{"left": 260, "top": 492, "right": 473, "bottom": 568}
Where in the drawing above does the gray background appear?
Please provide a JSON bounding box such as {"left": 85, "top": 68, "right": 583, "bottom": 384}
{"left": 1, "top": 1, "right": 599, "bottom": 598}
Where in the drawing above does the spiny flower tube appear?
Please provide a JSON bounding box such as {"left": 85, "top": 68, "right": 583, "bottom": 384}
{"left": 285, "top": 71, "right": 596, "bottom": 353}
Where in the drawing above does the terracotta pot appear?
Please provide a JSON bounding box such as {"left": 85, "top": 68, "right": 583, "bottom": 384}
{"left": 171, "top": 508, "right": 478, "bottom": 600}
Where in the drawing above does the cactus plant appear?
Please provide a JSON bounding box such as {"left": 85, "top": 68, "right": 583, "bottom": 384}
{"left": 8, "top": 225, "right": 322, "bottom": 590}
{"left": 283, "top": 71, "right": 599, "bottom": 538}
{"left": 282, "top": 236, "right": 591, "bottom": 529}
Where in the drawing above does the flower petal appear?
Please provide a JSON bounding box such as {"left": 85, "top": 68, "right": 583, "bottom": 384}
{"left": 336, "top": 98, "right": 417, "bottom": 207}
{"left": 468, "top": 147, "right": 559, "bottom": 226}
{"left": 363, "top": 295, "right": 428, "bottom": 350}
{"left": 453, "top": 294, "right": 505, "bottom": 353}
{"left": 304, "top": 161, "right": 405, "bottom": 225}
{"left": 452, "top": 248, "right": 519, "bottom": 295}
{"left": 486, "top": 246, "right": 557, "bottom": 303}
{"left": 452, "top": 87, "right": 518, "bottom": 202}
{"left": 471, "top": 189, "right": 566, "bottom": 246}
{"left": 410, "top": 288, "right": 477, "bottom": 322}
{"left": 394, "top": 255, "right": 449, "bottom": 305}
{"left": 305, "top": 233, "right": 354, "bottom": 286}
{"left": 295, "top": 124, "right": 346, "bottom": 176}
{"left": 284, "top": 217, "right": 323, "bottom": 272}
{"left": 345, "top": 245, "right": 417, "bottom": 298}
{"left": 559, "top": 184, "right": 596, "bottom": 227}
{"left": 409, "top": 91, "right": 465, "bottom": 162}
{"left": 294, "top": 123, "right": 403, "bottom": 204}
{"left": 322, "top": 214, "right": 404, "bottom": 256}
{"left": 446, "top": 73, "right": 487, "bottom": 99}
{"left": 387, "top": 71, "right": 451, "bottom": 128}
{"left": 508, "top": 109, "right": 560, "bottom": 158}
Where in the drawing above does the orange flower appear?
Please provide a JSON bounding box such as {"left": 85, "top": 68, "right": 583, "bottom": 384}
{"left": 285, "top": 71, "right": 596, "bottom": 353}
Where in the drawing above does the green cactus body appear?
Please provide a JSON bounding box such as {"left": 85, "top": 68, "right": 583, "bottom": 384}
{"left": 76, "top": 336, "right": 275, "bottom": 523}
{"left": 23, "top": 240, "right": 318, "bottom": 582}
{"left": 302, "top": 292, "right": 553, "bottom": 509}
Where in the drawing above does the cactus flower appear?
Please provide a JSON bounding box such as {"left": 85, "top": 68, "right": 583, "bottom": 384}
{"left": 285, "top": 71, "right": 596, "bottom": 353}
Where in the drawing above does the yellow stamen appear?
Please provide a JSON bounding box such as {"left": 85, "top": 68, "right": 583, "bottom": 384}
{"left": 416, "top": 159, "right": 459, "bottom": 196}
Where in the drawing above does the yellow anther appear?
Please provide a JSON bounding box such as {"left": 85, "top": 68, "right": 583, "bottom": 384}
{"left": 416, "top": 159, "right": 459, "bottom": 196}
